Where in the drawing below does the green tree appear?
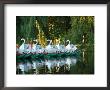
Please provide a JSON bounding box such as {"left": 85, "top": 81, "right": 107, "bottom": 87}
{"left": 16, "top": 16, "right": 36, "bottom": 44}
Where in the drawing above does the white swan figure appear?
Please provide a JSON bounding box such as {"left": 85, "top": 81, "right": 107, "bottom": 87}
{"left": 65, "top": 40, "right": 77, "bottom": 53}
{"left": 56, "top": 40, "right": 60, "bottom": 50}
{"left": 32, "top": 39, "right": 38, "bottom": 53}
{"left": 73, "top": 45, "right": 77, "bottom": 51}
{"left": 65, "top": 40, "right": 71, "bottom": 52}
{"left": 56, "top": 40, "right": 61, "bottom": 52}
{"left": 45, "top": 40, "right": 57, "bottom": 53}
{"left": 26, "top": 43, "right": 33, "bottom": 54}
{"left": 56, "top": 39, "right": 66, "bottom": 53}
{"left": 32, "top": 39, "right": 45, "bottom": 54}
{"left": 18, "top": 38, "right": 25, "bottom": 54}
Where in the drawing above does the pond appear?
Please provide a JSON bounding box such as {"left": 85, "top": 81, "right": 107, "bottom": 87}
{"left": 16, "top": 46, "right": 94, "bottom": 74}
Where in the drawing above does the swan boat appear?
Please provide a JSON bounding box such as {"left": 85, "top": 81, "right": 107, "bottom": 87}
{"left": 16, "top": 39, "right": 80, "bottom": 63}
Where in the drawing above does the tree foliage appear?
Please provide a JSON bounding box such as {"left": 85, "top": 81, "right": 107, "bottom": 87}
{"left": 16, "top": 16, "right": 36, "bottom": 44}
{"left": 68, "top": 16, "right": 94, "bottom": 45}
{"left": 16, "top": 16, "right": 94, "bottom": 46}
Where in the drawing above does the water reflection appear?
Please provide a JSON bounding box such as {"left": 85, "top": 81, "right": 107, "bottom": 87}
{"left": 16, "top": 56, "right": 77, "bottom": 74}
{"left": 16, "top": 46, "right": 94, "bottom": 74}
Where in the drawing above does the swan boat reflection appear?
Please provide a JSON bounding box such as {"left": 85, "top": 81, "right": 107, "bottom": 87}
{"left": 16, "top": 56, "right": 78, "bottom": 74}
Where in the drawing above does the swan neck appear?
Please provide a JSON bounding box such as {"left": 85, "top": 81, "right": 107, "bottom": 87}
{"left": 69, "top": 41, "right": 70, "bottom": 44}
{"left": 59, "top": 41, "right": 60, "bottom": 45}
{"left": 36, "top": 40, "right": 38, "bottom": 45}
{"left": 49, "top": 40, "right": 52, "bottom": 45}
{"left": 67, "top": 40, "right": 70, "bottom": 45}
{"left": 23, "top": 39, "right": 25, "bottom": 44}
